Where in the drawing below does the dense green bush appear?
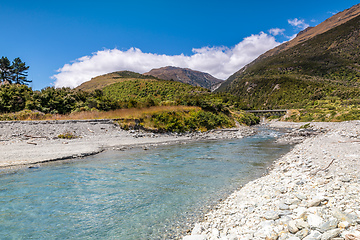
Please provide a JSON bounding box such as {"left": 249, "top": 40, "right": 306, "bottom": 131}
{"left": 0, "top": 85, "right": 120, "bottom": 114}
{"left": 0, "top": 84, "right": 33, "bottom": 112}
{"left": 148, "top": 109, "right": 233, "bottom": 132}
{"left": 102, "top": 79, "right": 208, "bottom": 102}
{"left": 235, "top": 112, "right": 260, "bottom": 126}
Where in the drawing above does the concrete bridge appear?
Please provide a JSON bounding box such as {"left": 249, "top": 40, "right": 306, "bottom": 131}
{"left": 245, "top": 109, "right": 288, "bottom": 117}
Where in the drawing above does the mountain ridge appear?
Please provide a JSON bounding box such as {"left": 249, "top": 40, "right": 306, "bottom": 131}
{"left": 144, "top": 66, "right": 223, "bottom": 91}
{"left": 219, "top": 3, "right": 360, "bottom": 91}
{"left": 217, "top": 5, "right": 360, "bottom": 110}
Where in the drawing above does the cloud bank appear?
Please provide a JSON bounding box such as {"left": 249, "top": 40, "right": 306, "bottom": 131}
{"left": 53, "top": 32, "right": 280, "bottom": 88}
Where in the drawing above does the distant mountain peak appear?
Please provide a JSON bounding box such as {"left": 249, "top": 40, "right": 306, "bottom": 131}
{"left": 144, "top": 66, "right": 223, "bottom": 91}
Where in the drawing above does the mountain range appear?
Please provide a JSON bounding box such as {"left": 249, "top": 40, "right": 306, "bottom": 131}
{"left": 77, "top": 67, "right": 222, "bottom": 92}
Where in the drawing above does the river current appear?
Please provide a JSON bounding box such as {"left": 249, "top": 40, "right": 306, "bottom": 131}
{"left": 0, "top": 128, "right": 291, "bottom": 239}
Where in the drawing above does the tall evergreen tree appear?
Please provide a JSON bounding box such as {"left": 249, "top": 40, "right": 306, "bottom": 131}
{"left": 11, "top": 57, "right": 30, "bottom": 85}
{"left": 0, "top": 56, "right": 12, "bottom": 84}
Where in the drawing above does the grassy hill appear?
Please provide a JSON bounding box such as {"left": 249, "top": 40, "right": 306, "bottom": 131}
{"left": 102, "top": 78, "right": 209, "bottom": 104}
{"left": 217, "top": 11, "right": 360, "bottom": 121}
{"left": 76, "top": 71, "right": 159, "bottom": 92}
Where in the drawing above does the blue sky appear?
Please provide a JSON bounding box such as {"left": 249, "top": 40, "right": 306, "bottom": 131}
{"left": 1, "top": 1, "right": 359, "bottom": 89}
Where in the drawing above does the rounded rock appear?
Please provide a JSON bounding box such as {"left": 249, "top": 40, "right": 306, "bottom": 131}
{"left": 308, "top": 214, "right": 324, "bottom": 229}
{"left": 338, "top": 221, "right": 350, "bottom": 229}
{"left": 320, "top": 228, "right": 341, "bottom": 240}
{"left": 288, "top": 220, "right": 300, "bottom": 234}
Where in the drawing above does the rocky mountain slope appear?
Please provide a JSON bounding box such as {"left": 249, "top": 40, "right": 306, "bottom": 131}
{"left": 144, "top": 66, "right": 223, "bottom": 91}
{"left": 220, "top": 3, "right": 360, "bottom": 88}
{"left": 217, "top": 4, "right": 360, "bottom": 110}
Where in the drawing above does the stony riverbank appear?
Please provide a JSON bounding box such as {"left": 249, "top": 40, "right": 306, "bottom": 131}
{"left": 184, "top": 120, "right": 360, "bottom": 240}
{"left": 0, "top": 120, "right": 255, "bottom": 168}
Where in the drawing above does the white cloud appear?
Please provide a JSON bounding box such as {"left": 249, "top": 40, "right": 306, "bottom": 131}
{"left": 52, "top": 32, "right": 280, "bottom": 88}
{"left": 288, "top": 18, "right": 310, "bottom": 30}
{"left": 269, "top": 28, "right": 285, "bottom": 36}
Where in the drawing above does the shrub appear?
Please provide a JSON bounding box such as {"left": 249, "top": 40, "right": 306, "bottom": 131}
{"left": 233, "top": 112, "right": 260, "bottom": 126}
{"left": 147, "top": 109, "right": 233, "bottom": 132}
{"left": 57, "top": 132, "right": 78, "bottom": 139}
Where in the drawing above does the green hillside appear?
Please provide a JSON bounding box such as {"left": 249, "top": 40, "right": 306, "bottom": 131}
{"left": 218, "top": 14, "right": 360, "bottom": 115}
{"left": 102, "top": 78, "right": 209, "bottom": 103}
{"left": 76, "top": 71, "right": 159, "bottom": 92}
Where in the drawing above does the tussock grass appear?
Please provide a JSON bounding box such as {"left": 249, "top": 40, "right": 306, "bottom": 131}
{"left": 49, "top": 106, "right": 200, "bottom": 120}
{"left": 0, "top": 106, "right": 201, "bottom": 121}
{"left": 0, "top": 106, "right": 236, "bottom": 132}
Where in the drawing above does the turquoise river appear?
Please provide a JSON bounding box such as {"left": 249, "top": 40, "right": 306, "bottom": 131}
{"left": 0, "top": 128, "right": 291, "bottom": 239}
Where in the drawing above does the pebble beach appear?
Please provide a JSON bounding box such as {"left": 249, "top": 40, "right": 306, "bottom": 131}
{"left": 184, "top": 120, "right": 360, "bottom": 240}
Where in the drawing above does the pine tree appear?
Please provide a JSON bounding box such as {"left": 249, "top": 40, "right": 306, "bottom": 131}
{"left": 0, "top": 56, "right": 12, "bottom": 84}
{"left": 11, "top": 57, "right": 31, "bottom": 85}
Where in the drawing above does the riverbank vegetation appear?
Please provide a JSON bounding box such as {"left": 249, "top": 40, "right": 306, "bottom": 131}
{"left": 280, "top": 99, "right": 360, "bottom": 122}
{"left": 0, "top": 83, "right": 259, "bottom": 132}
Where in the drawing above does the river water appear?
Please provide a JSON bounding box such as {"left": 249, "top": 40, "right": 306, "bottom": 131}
{"left": 0, "top": 128, "right": 291, "bottom": 239}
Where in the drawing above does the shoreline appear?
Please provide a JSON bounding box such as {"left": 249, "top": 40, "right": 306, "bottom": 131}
{"left": 184, "top": 120, "right": 360, "bottom": 240}
{"left": 0, "top": 119, "right": 255, "bottom": 169}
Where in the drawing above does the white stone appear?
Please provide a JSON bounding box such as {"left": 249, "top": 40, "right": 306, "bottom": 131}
{"left": 183, "top": 235, "right": 207, "bottom": 240}
{"left": 307, "top": 214, "right": 324, "bottom": 228}
{"left": 303, "top": 230, "right": 322, "bottom": 240}
{"left": 320, "top": 228, "right": 341, "bottom": 240}
{"left": 191, "top": 223, "right": 204, "bottom": 235}
{"left": 338, "top": 221, "right": 350, "bottom": 229}
{"left": 296, "top": 219, "right": 309, "bottom": 229}
{"left": 254, "top": 225, "right": 275, "bottom": 239}
{"left": 212, "top": 228, "right": 220, "bottom": 238}
{"left": 288, "top": 220, "right": 299, "bottom": 234}
{"left": 294, "top": 207, "right": 307, "bottom": 218}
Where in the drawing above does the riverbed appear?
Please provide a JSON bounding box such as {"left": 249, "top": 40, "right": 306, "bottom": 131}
{"left": 0, "top": 128, "right": 291, "bottom": 239}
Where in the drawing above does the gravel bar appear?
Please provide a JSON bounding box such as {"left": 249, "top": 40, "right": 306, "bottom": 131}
{"left": 184, "top": 120, "right": 360, "bottom": 240}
